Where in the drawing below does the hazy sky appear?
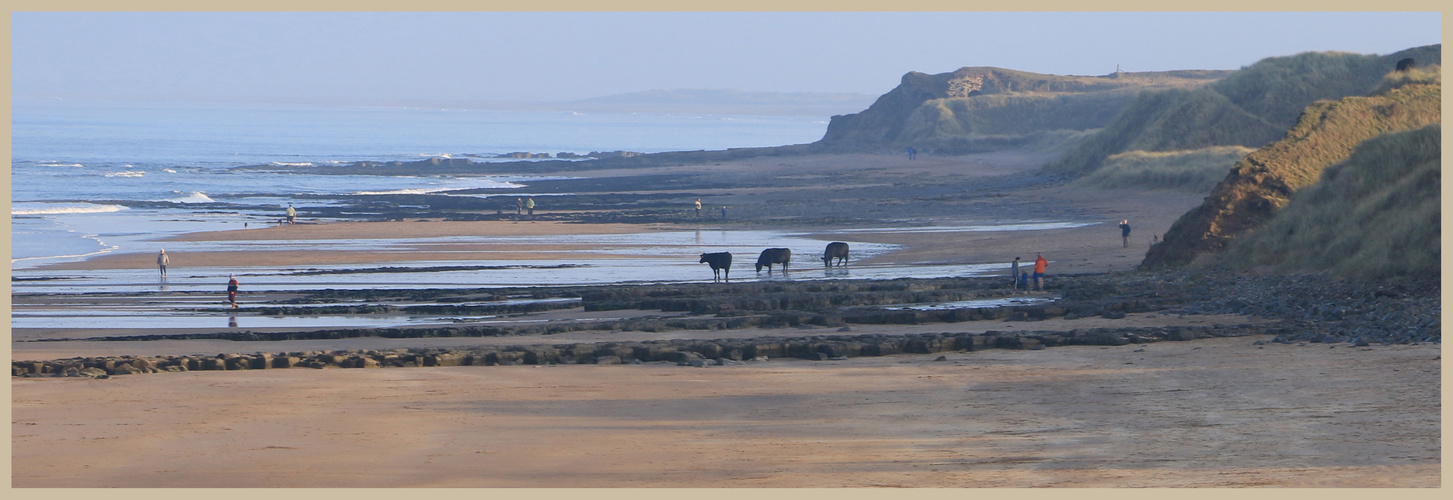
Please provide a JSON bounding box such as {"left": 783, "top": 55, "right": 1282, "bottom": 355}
{"left": 11, "top": 11, "right": 1443, "bottom": 104}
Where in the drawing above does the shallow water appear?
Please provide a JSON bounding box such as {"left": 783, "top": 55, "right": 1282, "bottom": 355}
{"left": 12, "top": 223, "right": 1068, "bottom": 329}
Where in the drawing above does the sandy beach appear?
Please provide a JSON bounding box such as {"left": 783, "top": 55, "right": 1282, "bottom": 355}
{"left": 12, "top": 336, "right": 1439, "bottom": 487}
{"left": 11, "top": 152, "right": 1440, "bottom": 488}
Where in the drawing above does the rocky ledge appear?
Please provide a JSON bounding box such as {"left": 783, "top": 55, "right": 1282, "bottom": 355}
{"left": 15, "top": 323, "right": 1271, "bottom": 378}
{"left": 13, "top": 268, "right": 1438, "bottom": 378}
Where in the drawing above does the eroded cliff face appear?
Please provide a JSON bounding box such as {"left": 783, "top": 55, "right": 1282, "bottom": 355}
{"left": 818, "top": 67, "right": 1229, "bottom": 152}
{"left": 1140, "top": 81, "right": 1441, "bottom": 269}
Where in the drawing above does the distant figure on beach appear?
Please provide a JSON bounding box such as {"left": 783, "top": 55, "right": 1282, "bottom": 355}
{"left": 695, "top": 198, "right": 702, "bottom": 217}
{"left": 721, "top": 206, "right": 727, "bottom": 218}
{"left": 226, "top": 274, "right": 239, "bottom": 309}
{"left": 1019, "top": 271, "right": 1030, "bottom": 291}
{"left": 1010, "top": 256, "right": 1021, "bottom": 291}
{"left": 907, "top": 147, "right": 917, "bottom": 160}
{"left": 1119, "top": 219, "right": 1131, "bottom": 248}
{"left": 516, "top": 197, "right": 524, "bottom": 215}
{"left": 286, "top": 203, "right": 296, "bottom": 225}
{"left": 1033, "top": 253, "right": 1048, "bottom": 291}
{"left": 157, "top": 249, "right": 169, "bottom": 277}
{"left": 526, "top": 197, "right": 536, "bottom": 216}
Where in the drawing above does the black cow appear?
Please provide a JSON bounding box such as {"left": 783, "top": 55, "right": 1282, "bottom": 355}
{"left": 699, "top": 252, "right": 732, "bottom": 282}
{"left": 822, "top": 242, "right": 849, "bottom": 267}
{"left": 1396, "top": 58, "right": 1416, "bottom": 72}
{"left": 755, "top": 248, "right": 791, "bottom": 274}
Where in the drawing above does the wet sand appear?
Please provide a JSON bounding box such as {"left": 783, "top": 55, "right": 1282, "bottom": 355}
{"left": 12, "top": 336, "right": 1440, "bottom": 487}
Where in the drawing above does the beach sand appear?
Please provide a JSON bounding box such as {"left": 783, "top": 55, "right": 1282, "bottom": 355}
{"left": 11, "top": 152, "right": 1440, "bottom": 488}
{"left": 12, "top": 336, "right": 1440, "bottom": 487}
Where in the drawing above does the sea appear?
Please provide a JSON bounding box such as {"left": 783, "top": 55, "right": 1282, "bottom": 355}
{"left": 10, "top": 98, "right": 832, "bottom": 270}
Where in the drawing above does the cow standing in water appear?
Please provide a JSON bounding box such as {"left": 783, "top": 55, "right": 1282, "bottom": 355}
{"left": 755, "top": 248, "right": 791, "bottom": 275}
{"left": 822, "top": 242, "right": 849, "bottom": 267}
{"left": 699, "top": 252, "right": 732, "bottom": 282}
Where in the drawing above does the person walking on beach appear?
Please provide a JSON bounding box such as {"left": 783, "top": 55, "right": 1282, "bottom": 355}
{"left": 226, "top": 273, "right": 239, "bottom": 309}
{"left": 516, "top": 197, "right": 524, "bottom": 215}
{"left": 157, "top": 249, "right": 169, "bottom": 277}
{"left": 1033, "top": 253, "right": 1048, "bottom": 291}
{"left": 721, "top": 206, "right": 727, "bottom": 218}
{"left": 526, "top": 197, "right": 536, "bottom": 216}
{"left": 286, "top": 203, "right": 297, "bottom": 225}
{"left": 1119, "top": 219, "right": 1131, "bottom": 248}
{"left": 1010, "top": 256, "right": 1021, "bottom": 291}
{"left": 695, "top": 198, "right": 702, "bottom": 217}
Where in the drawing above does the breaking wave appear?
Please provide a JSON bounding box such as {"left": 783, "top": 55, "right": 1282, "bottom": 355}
{"left": 171, "top": 191, "right": 216, "bottom": 203}
{"left": 11, "top": 202, "right": 128, "bottom": 215}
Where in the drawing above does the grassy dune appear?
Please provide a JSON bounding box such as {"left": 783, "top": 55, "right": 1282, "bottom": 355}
{"left": 1046, "top": 88, "right": 1283, "bottom": 177}
{"left": 1047, "top": 45, "right": 1441, "bottom": 178}
{"left": 1221, "top": 125, "right": 1440, "bottom": 280}
{"left": 1074, "top": 146, "right": 1256, "bottom": 193}
{"left": 818, "top": 66, "right": 1230, "bottom": 154}
{"left": 1141, "top": 69, "right": 1441, "bottom": 270}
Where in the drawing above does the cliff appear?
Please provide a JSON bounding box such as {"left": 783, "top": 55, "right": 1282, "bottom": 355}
{"left": 816, "top": 66, "right": 1230, "bottom": 153}
{"left": 1140, "top": 70, "right": 1441, "bottom": 270}
{"left": 1221, "top": 124, "right": 1441, "bottom": 280}
{"left": 1048, "top": 44, "right": 1442, "bottom": 177}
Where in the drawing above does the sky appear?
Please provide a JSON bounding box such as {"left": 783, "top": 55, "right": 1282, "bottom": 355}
{"left": 10, "top": 11, "right": 1444, "bottom": 105}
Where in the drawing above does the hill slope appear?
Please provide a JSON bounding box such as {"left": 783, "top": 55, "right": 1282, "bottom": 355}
{"left": 1047, "top": 45, "right": 1441, "bottom": 177}
{"left": 1140, "top": 69, "right": 1441, "bottom": 270}
{"left": 816, "top": 67, "right": 1230, "bottom": 153}
{"left": 1220, "top": 124, "right": 1440, "bottom": 280}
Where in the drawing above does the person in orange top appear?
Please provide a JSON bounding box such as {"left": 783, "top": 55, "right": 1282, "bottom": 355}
{"left": 1033, "top": 253, "right": 1048, "bottom": 291}
{"left": 227, "top": 273, "right": 239, "bottom": 309}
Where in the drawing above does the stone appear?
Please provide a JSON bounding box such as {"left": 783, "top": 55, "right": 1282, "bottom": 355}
{"left": 252, "top": 354, "right": 273, "bottom": 369}
{"left": 595, "top": 355, "right": 622, "bottom": 365}
{"left": 110, "top": 363, "right": 142, "bottom": 375}
{"left": 664, "top": 351, "right": 704, "bottom": 363}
